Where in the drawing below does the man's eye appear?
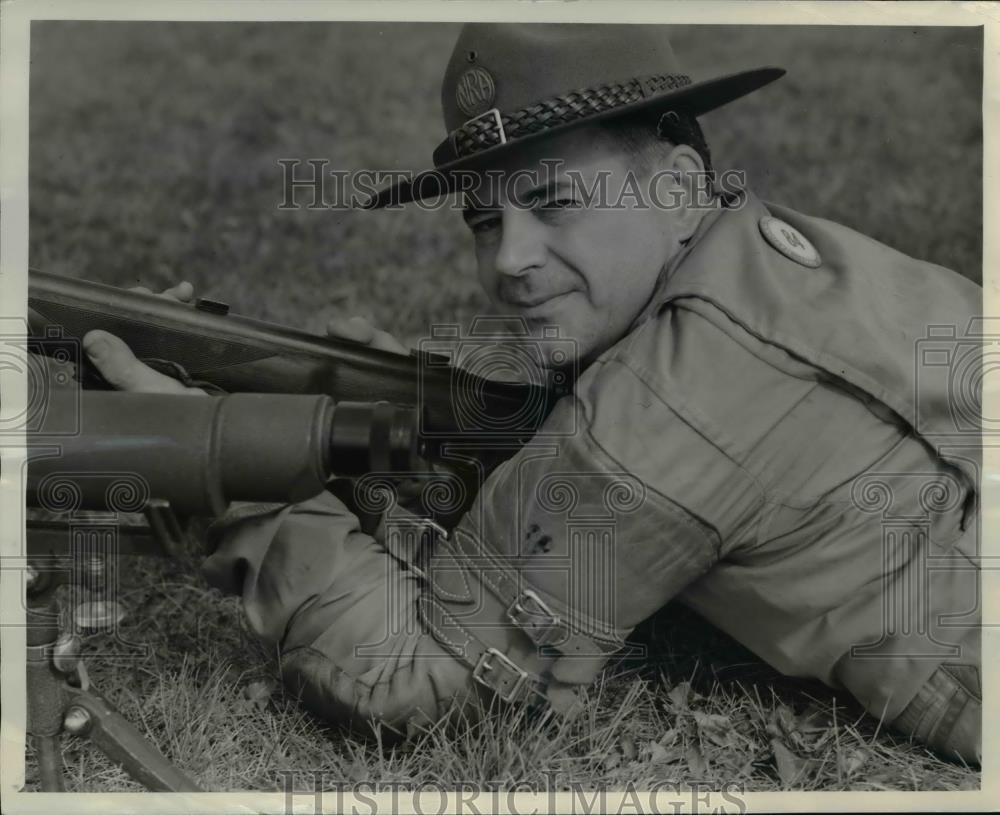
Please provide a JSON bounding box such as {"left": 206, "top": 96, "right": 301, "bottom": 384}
{"left": 468, "top": 215, "right": 501, "bottom": 235}
{"left": 537, "top": 198, "right": 582, "bottom": 213}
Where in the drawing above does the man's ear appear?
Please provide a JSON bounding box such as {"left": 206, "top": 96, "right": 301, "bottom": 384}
{"left": 670, "top": 144, "right": 704, "bottom": 175}
{"left": 659, "top": 144, "right": 708, "bottom": 241}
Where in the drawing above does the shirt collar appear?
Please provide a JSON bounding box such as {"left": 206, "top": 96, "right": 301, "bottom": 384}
{"left": 627, "top": 191, "right": 751, "bottom": 333}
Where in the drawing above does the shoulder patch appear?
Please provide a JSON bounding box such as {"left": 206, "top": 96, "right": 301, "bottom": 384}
{"left": 758, "top": 216, "right": 822, "bottom": 268}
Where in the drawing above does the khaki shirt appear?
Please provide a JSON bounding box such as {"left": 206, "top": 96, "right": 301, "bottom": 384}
{"left": 444, "top": 191, "right": 980, "bottom": 722}
{"left": 204, "top": 191, "right": 981, "bottom": 729}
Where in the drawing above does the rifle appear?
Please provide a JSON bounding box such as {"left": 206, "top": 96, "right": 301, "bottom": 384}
{"left": 21, "top": 270, "right": 574, "bottom": 791}
{"left": 27, "top": 268, "right": 568, "bottom": 447}
{"left": 27, "top": 268, "right": 578, "bottom": 528}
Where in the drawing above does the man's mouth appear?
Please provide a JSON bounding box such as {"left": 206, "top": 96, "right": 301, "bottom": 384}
{"left": 502, "top": 291, "right": 572, "bottom": 310}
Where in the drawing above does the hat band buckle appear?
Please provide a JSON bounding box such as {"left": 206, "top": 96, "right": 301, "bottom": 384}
{"left": 457, "top": 107, "right": 507, "bottom": 151}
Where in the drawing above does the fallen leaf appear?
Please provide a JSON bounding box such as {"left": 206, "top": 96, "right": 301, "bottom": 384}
{"left": 243, "top": 679, "right": 277, "bottom": 710}
{"left": 767, "top": 704, "right": 808, "bottom": 750}
{"left": 668, "top": 681, "right": 692, "bottom": 710}
{"left": 838, "top": 746, "right": 868, "bottom": 777}
{"left": 772, "top": 704, "right": 797, "bottom": 733}
{"left": 686, "top": 744, "right": 709, "bottom": 776}
{"left": 658, "top": 727, "right": 678, "bottom": 747}
{"left": 798, "top": 702, "right": 835, "bottom": 732}
{"left": 641, "top": 740, "right": 670, "bottom": 763}
{"left": 693, "top": 711, "right": 737, "bottom": 748}
{"left": 771, "top": 738, "right": 808, "bottom": 787}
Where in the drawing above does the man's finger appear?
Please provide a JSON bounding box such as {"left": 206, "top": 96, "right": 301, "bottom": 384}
{"left": 369, "top": 330, "right": 408, "bottom": 355}
{"left": 326, "top": 318, "right": 407, "bottom": 354}
{"left": 162, "top": 281, "right": 195, "bottom": 302}
{"left": 326, "top": 316, "right": 376, "bottom": 344}
{"left": 128, "top": 282, "right": 194, "bottom": 302}
{"left": 83, "top": 330, "right": 203, "bottom": 394}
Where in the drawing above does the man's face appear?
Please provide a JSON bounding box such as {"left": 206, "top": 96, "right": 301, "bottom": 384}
{"left": 463, "top": 126, "right": 690, "bottom": 367}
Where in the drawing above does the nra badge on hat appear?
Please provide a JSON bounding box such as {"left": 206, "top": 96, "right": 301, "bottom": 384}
{"left": 758, "top": 216, "right": 821, "bottom": 268}
{"left": 456, "top": 66, "right": 496, "bottom": 117}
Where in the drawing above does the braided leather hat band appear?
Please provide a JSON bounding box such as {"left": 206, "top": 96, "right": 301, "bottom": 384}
{"left": 444, "top": 73, "right": 694, "bottom": 161}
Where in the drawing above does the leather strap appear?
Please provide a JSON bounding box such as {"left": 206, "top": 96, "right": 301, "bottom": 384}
{"left": 384, "top": 509, "right": 626, "bottom": 657}
{"left": 444, "top": 525, "right": 627, "bottom": 657}
{"left": 417, "top": 594, "right": 548, "bottom": 707}
{"left": 384, "top": 508, "right": 624, "bottom": 708}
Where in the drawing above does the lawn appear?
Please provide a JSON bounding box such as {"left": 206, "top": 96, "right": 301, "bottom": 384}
{"left": 23, "top": 20, "right": 982, "bottom": 793}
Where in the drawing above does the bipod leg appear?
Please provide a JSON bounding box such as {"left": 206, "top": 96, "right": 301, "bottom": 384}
{"left": 26, "top": 545, "right": 202, "bottom": 792}
{"left": 62, "top": 684, "right": 202, "bottom": 792}
{"left": 26, "top": 576, "right": 67, "bottom": 791}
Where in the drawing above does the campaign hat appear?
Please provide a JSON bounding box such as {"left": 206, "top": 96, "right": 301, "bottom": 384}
{"left": 364, "top": 23, "right": 784, "bottom": 208}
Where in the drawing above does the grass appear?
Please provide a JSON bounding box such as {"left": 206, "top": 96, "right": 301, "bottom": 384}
{"left": 21, "top": 549, "right": 979, "bottom": 793}
{"left": 23, "top": 21, "right": 983, "bottom": 792}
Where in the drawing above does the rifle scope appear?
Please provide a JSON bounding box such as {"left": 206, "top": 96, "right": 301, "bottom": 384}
{"left": 27, "top": 390, "right": 426, "bottom": 516}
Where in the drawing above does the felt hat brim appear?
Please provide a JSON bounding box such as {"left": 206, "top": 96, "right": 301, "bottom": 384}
{"left": 363, "top": 66, "right": 785, "bottom": 209}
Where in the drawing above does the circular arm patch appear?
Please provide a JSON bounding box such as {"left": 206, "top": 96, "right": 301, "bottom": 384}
{"left": 759, "top": 216, "right": 822, "bottom": 268}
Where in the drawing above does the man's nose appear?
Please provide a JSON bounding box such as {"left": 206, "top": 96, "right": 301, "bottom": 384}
{"left": 494, "top": 207, "right": 546, "bottom": 278}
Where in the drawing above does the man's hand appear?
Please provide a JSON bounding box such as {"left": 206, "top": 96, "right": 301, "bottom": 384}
{"left": 325, "top": 315, "right": 408, "bottom": 355}
{"left": 84, "top": 281, "right": 206, "bottom": 395}
{"left": 84, "top": 283, "right": 407, "bottom": 392}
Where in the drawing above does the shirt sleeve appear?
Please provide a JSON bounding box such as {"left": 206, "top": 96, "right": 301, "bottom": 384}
{"left": 439, "top": 327, "right": 727, "bottom": 685}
